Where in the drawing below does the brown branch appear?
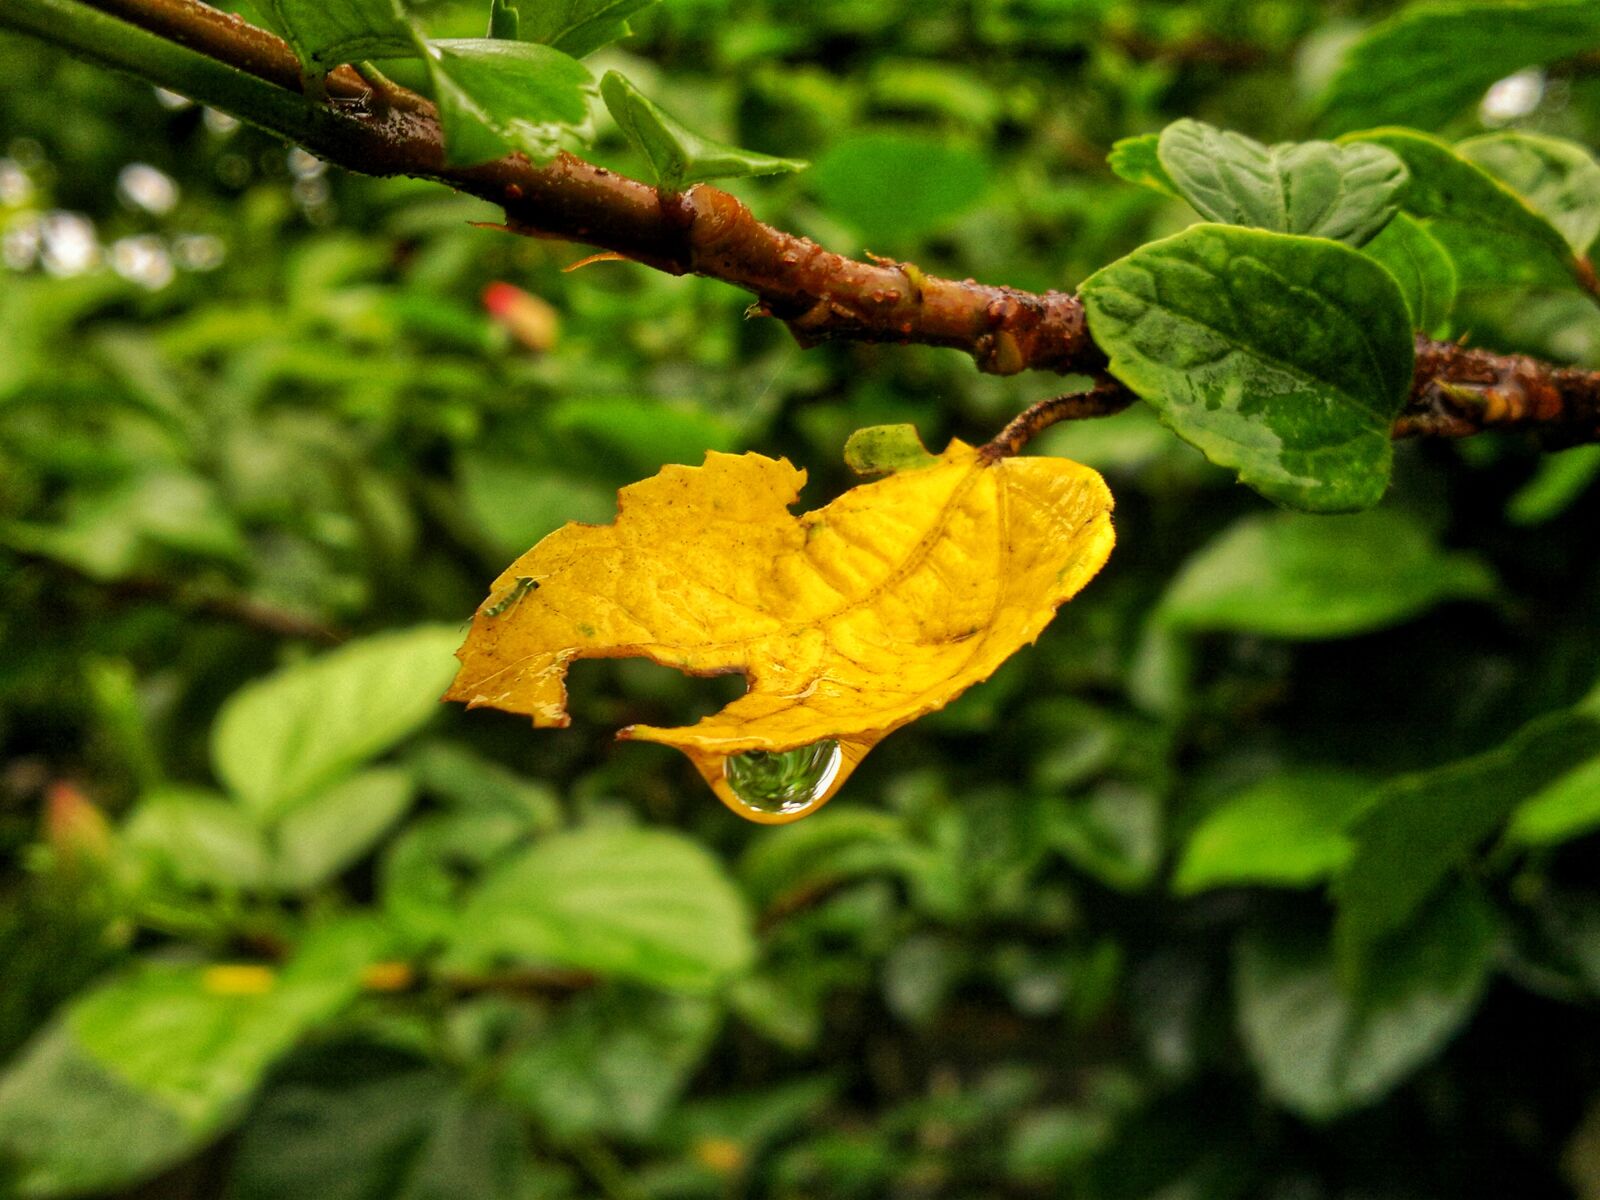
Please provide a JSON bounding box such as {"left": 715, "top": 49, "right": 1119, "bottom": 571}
{"left": 980, "top": 375, "right": 1134, "bottom": 459}
{"left": 26, "top": 0, "right": 1600, "bottom": 451}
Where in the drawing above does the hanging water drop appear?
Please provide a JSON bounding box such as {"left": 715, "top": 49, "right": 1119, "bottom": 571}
{"left": 722, "top": 740, "right": 842, "bottom": 815}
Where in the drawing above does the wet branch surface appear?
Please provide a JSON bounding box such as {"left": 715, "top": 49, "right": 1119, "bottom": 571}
{"left": 13, "top": 0, "right": 1600, "bottom": 450}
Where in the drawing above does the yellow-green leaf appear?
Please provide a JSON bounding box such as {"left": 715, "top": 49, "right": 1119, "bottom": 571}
{"left": 446, "top": 443, "right": 1114, "bottom": 822}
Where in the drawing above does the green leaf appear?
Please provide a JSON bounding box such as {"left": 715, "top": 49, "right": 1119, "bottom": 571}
{"left": 738, "top": 809, "right": 912, "bottom": 910}
{"left": 1360, "top": 212, "right": 1457, "bottom": 335}
{"left": 599, "top": 72, "right": 805, "bottom": 194}
{"left": 1159, "top": 509, "right": 1496, "bottom": 640}
{"left": 257, "top": 0, "right": 417, "bottom": 75}
{"left": 1106, "top": 133, "right": 1178, "bottom": 197}
{"left": 487, "top": 0, "right": 519, "bottom": 40}
{"left": 518, "top": 0, "right": 656, "bottom": 58}
{"left": 445, "top": 825, "right": 755, "bottom": 992}
{"left": 1458, "top": 131, "right": 1600, "bottom": 257}
{"left": 843, "top": 423, "right": 939, "bottom": 476}
{"left": 1173, "top": 770, "right": 1373, "bottom": 894}
{"left": 1347, "top": 129, "right": 1578, "bottom": 293}
{"left": 1051, "top": 785, "right": 1162, "bottom": 892}
{"left": 1235, "top": 883, "right": 1495, "bottom": 1121}
{"left": 230, "top": 1046, "right": 528, "bottom": 1200}
{"left": 273, "top": 767, "right": 416, "bottom": 890}
{"left": 381, "top": 809, "right": 531, "bottom": 947}
{"left": 210, "top": 625, "right": 461, "bottom": 820}
{"left": 1155, "top": 120, "right": 1407, "bottom": 246}
{"left": 424, "top": 39, "right": 595, "bottom": 167}
{"left": 1507, "top": 754, "right": 1600, "bottom": 846}
{"left": 1506, "top": 443, "right": 1600, "bottom": 526}
{"left": 0, "top": 921, "right": 386, "bottom": 1196}
{"left": 807, "top": 132, "right": 991, "bottom": 248}
{"left": 1080, "top": 225, "right": 1415, "bottom": 512}
{"left": 1335, "top": 706, "right": 1600, "bottom": 963}
{"left": 499, "top": 987, "right": 718, "bottom": 1139}
{"left": 123, "top": 787, "right": 272, "bottom": 892}
{"left": 1319, "top": 0, "right": 1600, "bottom": 134}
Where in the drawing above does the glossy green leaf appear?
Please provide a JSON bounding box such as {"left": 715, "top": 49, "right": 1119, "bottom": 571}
{"left": 1335, "top": 706, "right": 1600, "bottom": 963}
{"left": 0, "top": 921, "right": 386, "bottom": 1196}
{"left": 229, "top": 1046, "right": 528, "bottom": 1200}
{"left": 1173, "top": 771, "right": 1373, "bottom": 894}
{"left": 1106, "top": 133, "right": 1177, "bottom": 197}
{"left": 1236, "top": 883, "right": 1495, "bottom": 1121}
{"left": 1361, "top": 212, "right": 1457, "bottom": 335}
{"left": 499, "top": 987, "right": 718, "bottom": 1139}
{"left": 210, "top": 625, "right": 460, "bottom": 820}
{"left": 807, "top": 132, "right": 991, "bottom": 248}
{"left": 257, "top": 0, "right": 416, "bottom": 74}
{"left": 1159, "top": 509, "right": 1496, "bottom": 639}
{"left": 273, "top": 767, "right": 416, "bottom": 890}
{"left": 445, "top": 825, "right": 754, "bottom": 992}
{"left": 1459, "top": 132, "right": 1600, "bottom": 257}
{"left": 1080, "top": 225, "right": 1414, "bottom": 512}
{"left": 424, "top": 39, "right": 595, "bottom": 167}
{"left": 599, "top": 71, "right": 805, "bottom": 194}
{"left": 517, "top": 0, "right": 656, "bottom": 58}
{"left": 1155, "top": 120, "right": 1407, "bottom": 246}
{"left": 842, "top": 423, "right": 939, "bottom": 476}
{"left": 1507, "top": 755, "right": 1600, "bottom": 846}
{"left": 1348, "top": 129, "right": 1578, "bottom": 293}
{"left": 1319, "top": 0, "right": 1600, "bottom": 134}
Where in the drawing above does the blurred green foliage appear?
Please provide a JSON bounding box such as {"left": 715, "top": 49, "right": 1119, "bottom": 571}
{"left": 4, "top": 0, "right": 1600, "bottom": 1197}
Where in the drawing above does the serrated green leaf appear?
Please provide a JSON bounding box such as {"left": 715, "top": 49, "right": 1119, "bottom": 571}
{"left": 1319, "top": 0, "right": 1600, "bottom": 134}
{"left": 1348, "top": 128, "right": 1578, "bottom": 293}
{"left": 1459, "top": 131, "right": 1600, "bottom": 257}
{"left": 1361, "top": 211, "right": 1457, "bottom": 335}
{"left": 257, "top": 0, "right": 417, "bottom": 75}
{"left": 210, "top": 625, "right": 460, "bottom": 820}
{"left": 1173, "top": 770, "right": 1373, "bottom": 894}
{"left": 843, "top": 423, "right": 939, "bottom": 476}
{"left": 445, "top": 825, "right": 754, "bottom": 992}
{"left": 1155, "top": 119, "right": 1406, "bottom": 246}
{"left": 1107, "top": 133, "right": 1177, "bottom": 197}
{"left": 599, "top": 71, "right": 805, "bottom": 194}
{"left": 1236, "top": 883, "right": 1495, "bottom": 1121}
{"left": 1159, "top": 508, "right": 1496, "bottom": 639}
{"left": 1335, "top": 706, "right": 1600, "bottom": 964}
{"left": 425, "top": 39, "right": 595, "bottom": 167}
{"left": 519, "top": 0, "right": 656, "bottom": 58}
{"left": 1080, "top": 225, "right": 1414, "bottom": 512}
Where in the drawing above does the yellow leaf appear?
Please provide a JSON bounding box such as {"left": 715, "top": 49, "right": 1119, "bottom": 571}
{"left": 446, "top": 439, "right": 1114, "bottom": 823}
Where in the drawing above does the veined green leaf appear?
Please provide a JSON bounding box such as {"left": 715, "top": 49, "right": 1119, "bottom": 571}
{"left": 444, "top": 825, "right": 754, "bottom": 992}
{"left": 257, "top": 0, "right": 417, "bottom": 75}
{"left": 1236, "top": 883, "right": 1495, "bottom": 1121}
{"left": 1459, "top": 131, "right": 1600, "bottom": 257}
{"left": 1080, "top": 225, "right": 1414, "bottom": 512}
{"left": 1156, "top": 119, "right": 1407, "bottom": 246}
{"left": 1107, "top": 133, "right": 1177, "bottom": 197}
{"left": 1335, "top": 706, "right": 1600, "bottom": 965}
{"left": 1347, "top": 128, "right": 1578, "bottom": 293}
{"left": 519, "top": 0, "right": 657, "bottom": 58}
{"left": 600, "top": 71, "right": 806, "bottom": 194}
{"left": 1319, "top": 0, "right": 1600, "bottom": 134}
{"left": 425, "top": 39, "right": 595, "bottom": 167}
{"left": 1159, "top": 508, "right": 1496, "bottom": 639}
{"left": 1361, "top": 211, "right": 1457, "bottom": 335}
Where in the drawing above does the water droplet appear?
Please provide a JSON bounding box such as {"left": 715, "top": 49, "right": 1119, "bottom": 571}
{"left": 722, "top": 740, "right": 842, "bottom": 815}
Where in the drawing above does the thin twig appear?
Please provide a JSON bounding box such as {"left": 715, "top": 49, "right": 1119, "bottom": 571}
{"left": 980, "top": 375, "right": 1134, "bottom": 459}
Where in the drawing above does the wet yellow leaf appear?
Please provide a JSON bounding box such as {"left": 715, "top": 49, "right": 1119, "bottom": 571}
{"left": 445, "top": 439, "right": 1114, "bottom": 823}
